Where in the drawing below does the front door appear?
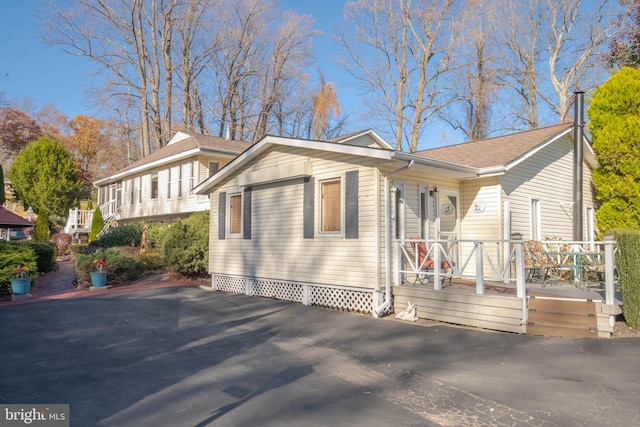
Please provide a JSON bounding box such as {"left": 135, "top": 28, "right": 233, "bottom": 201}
{"left": 436, "top": 190, "right": 460, "bottom": 268}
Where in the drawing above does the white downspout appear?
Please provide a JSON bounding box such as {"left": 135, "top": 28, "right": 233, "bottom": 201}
{"left": 373, "top": 175, "right": 392, "bottom": 318}
{"left": 373, "top": 160, "right": 414, "bottom": 318}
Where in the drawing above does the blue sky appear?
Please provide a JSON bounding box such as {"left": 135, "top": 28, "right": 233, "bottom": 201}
{"left": 0, "top": 0, "right": 101, "bottom": 117}
{"left": 0, "top": 0, "right": 361, "bottom": 126}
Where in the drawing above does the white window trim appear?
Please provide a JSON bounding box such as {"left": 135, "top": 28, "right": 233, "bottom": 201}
{"left": 167, "top": 167, "right": 172, "bottom": 199}
{"left": 317, "top": 174, "right": 344, "bottom": 237}
{"left": 530, "top": 197, "right": 542, "bottom": 240}
{"left": 178, "top": 165, "right": 183, "bottom": 198}
{"left": 190, "top": 161, "right": 196, "bottom": 190}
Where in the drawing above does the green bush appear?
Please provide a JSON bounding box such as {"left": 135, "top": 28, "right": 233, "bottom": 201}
{"left": 615, "top": 229, "right": 640, "bottom": 329}
{"left": 99, "top": 224, "right": 142, "bottom": 248}
{"left": 163, "top": 211, "right": 210, "bottom": 278}
{"left": 88, "top": 208, "right": 104, "bottom": 242}
{"left": 32, "top": 209, "right": 51, "bottom": 242}
{"left": 0, "top": 241, "right": 38, "bottom": 296}
{"left": 68, "top": 243, "right": 89, "bottom": 255}
{"left": 144, "top": 222, "right": 169, "bottom": 249}
{"left": 26, "top": 241, "right": 57, "bottom": 274}
{"left": 74, "top": 247, "right": 146, "bottom": 287}
{"left": 140, "top": 248, "right": 166, "bottom": 271}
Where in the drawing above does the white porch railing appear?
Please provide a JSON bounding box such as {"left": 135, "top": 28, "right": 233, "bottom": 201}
{"left": 64, "top": 208, "right": 94, "bottom": 234}
{"left": 64, "top": 200, "right": 121, "bottom": 238}
{"left": 396, "top": 238, "right": 618, "bottom": 323}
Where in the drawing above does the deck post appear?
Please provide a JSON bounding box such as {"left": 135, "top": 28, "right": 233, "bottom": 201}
{"left": 433, "top": 242, "right": 442, "bottom": 290}
{"left": 604, "top": 235, "right": 615, "bottom": 306}
{"left": 514, "top": 241, "right": 525, "bottom": 299}
{"left": 475, "top": 241, "right": 485, "bottom": 294}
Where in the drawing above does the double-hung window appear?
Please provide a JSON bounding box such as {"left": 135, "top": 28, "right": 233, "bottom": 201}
{"left": 151, "top": 173, "right": 159, "bottom": 199}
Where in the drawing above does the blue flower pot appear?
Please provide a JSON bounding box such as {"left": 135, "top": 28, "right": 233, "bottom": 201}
{"left": 10, "top": 278, "right": 31, "bottom": 295}
{"left": 90, "top": 272, "right": 108, "bottom": 288}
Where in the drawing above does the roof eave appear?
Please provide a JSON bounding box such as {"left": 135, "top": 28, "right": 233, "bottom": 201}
{"left": 194, "top": 136, "right": 396, "bottom": 195}
{"left": 392, "top": 151, "right": 480, "bottom": 178}
{"left": 94, "top": 147, "right": 239, "bottom": 186}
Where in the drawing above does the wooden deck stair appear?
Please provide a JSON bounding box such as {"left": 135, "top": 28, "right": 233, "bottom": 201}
{"left": 527, "top": 296, "right": 599, "bottom": 338}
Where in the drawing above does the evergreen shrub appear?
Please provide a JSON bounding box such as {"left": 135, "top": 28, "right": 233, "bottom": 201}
{"left": 99, "top": 224, "right": 142, "bottom": 248}
{"left": 163, "top": 211, "right": 210, "bottom": 278}
{"left": 0, "top": 241, "right": 37, "bottom": 296}
{"left": 88, "top": 207, "right": 104, "bottom": 242}
{"left": 614, "top": 229, "right": 640, "bottom": 329}
{"left": 26, "top": 241, "right": 57, "bottom": 274}
{"left": 74, "top": 247, "right": 146, "bottom": 286}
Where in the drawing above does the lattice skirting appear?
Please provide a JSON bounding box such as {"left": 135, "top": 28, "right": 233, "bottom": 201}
{"left": 213, "top": 274, "right": 374, "bottom": 314}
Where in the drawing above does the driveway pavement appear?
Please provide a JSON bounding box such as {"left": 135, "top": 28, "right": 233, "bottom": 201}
{"left": 1, "top": 273, "right": 639, "bottom": 426}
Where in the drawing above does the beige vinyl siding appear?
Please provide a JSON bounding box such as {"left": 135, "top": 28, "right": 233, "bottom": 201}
{"left": 209, "top": 147, "right": 381, "bottom": 290}
{"left": 502, "top": 135, "right": 577, "bottom": 240}
{"left": 459, "top": 178, "right": 501, "bottom": 276}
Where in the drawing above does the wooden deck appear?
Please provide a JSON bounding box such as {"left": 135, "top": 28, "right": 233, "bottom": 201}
{"left": 393, "top": 278, "right": 620, "bottom": 337}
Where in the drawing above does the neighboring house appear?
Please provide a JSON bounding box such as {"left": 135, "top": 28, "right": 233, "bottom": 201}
{"left": 66, "top": 131, "right": 252, "bottom": 236}
{"left": 193, "top": 124, "right": 600, "bottom": 327}
{"left": 2, "top": 179, "right": 36, "bottom": 222}
{"left": 0, "top": 205, "right": 33, "bottom": 241}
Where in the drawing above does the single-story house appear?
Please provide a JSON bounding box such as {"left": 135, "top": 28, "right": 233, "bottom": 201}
{"left": 192, "top": 124, "right": 600, "bottom": 330}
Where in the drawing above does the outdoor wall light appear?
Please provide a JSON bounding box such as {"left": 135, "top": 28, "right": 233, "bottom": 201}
{"left": 429, "top": 186, "right": 438, "bottom": 196}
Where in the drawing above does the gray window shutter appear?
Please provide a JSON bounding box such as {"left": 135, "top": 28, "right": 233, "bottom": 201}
{"left": 345, "top": 170, "right": 359, "bottom": 239}
{"left": 243, "top": 187, "right": 252, "bottom": 239}
{"left": 218, "top": 192, "right": 226, "bottom": 240}
{"left": 303, "top": 178, "right": 314, "bottom": 238}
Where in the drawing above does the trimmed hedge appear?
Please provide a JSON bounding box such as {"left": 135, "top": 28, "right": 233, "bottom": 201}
{"left": 614, "top": 229, "right": 640, "bottom": 329}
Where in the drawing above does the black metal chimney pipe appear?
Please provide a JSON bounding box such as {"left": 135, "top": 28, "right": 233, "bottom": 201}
{"left": 573, "top": 91, "right": 584, "bottom": 241}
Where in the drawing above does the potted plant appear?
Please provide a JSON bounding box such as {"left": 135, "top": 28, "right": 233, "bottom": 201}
{"left": 90, "top": 258, "right": 108, "bottom": 288}
{"left": 11, "top": 265, "right": 32, "bottom": 295}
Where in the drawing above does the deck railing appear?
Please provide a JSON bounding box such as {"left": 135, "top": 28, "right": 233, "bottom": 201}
{"left": 64, "top": 200, "right": 120, "bottom": 237}
{"left": 396, "top": 237, "right": 617, "bottom": 304}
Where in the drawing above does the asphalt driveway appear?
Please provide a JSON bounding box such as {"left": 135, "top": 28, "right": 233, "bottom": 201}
{"left": 1, "top": 287, "right": 639, "bottom": 426}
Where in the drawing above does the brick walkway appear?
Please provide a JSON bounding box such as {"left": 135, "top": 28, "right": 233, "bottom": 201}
{"left": 0, "top": 257, "right": 202, "bottom": 306}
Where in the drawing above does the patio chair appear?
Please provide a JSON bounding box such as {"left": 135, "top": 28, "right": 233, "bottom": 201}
{"left": 524, "top": 240, "right": 560, "bottom": 286}
{"left": 411, "top": 237, "right": 453, "bottom": 286}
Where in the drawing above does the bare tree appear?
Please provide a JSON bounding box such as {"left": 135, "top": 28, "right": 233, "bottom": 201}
{"left": 44, "top": 0, "right": 178, "bottom": 155}
{"left": 496, "top": 0, "right": 614, "bottom": 130}
{"left": 254, "top": 11, "right": 317, "bottom": 141}
{"left": 336, "top": 0, "right": 461, "bottom": 152}
{"left": 174, "top": 0, "right": 211, "bottom": 133}
{"left": 439, "top": 0, "right": 500, "bottom": 140}
{"left": 540, "top": 0, "right": 615, "bottom": 122}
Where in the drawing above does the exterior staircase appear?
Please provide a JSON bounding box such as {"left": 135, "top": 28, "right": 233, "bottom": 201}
{"left": 64, "top": 200, "right": 120, "bottom": 241}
